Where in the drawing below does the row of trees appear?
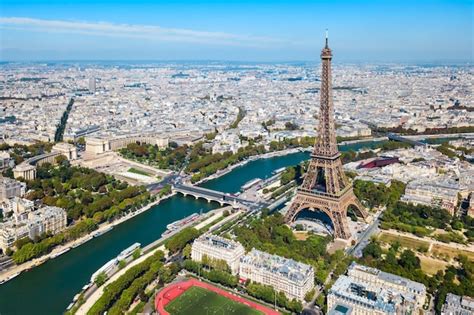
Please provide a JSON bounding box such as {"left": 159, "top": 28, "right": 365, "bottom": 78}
{"left": 229, "top": 107, "right": 246, "bottom": 129}
{"left": 183, "top": 260, "right": 238, "bottom": 288}
{"left": 88, "top": 250, "right": 165, "bottom": 315}
{"left": 54, "top": 98, "right": 74, "bottom": 142}
{"left": 188, "top": 145, "right": 266, "bottom": 183}
{"left": 164, "top": 227, "right": 201, "bottom": 254}
{"left": 373, "top": 125, "right": 474, "bottom": 136}
{"left": 246, "top": 282, "right": 303, "bottom": 313}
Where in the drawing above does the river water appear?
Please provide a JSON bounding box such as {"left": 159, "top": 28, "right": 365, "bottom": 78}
{"left": 0, "top": 140, "right": 384, "bottom": 314}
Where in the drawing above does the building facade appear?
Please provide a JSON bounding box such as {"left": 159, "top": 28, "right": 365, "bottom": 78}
{"left": 442, "top": 293, "right": 474, "bottom": 315}
{"left": 191, "top": 234, "right": 245, "bottom": 274}
{"left": 239, "top": 248, "right": 314, "bottom": 301}
{"left": 327, "top": 263, "right": 426, "bottom": 315}
{"left": 0, "top": 204, "right": 67, "bottom": 251}
{"left": 0, "top": 177, "right": 26, "bottom": 202}
{"left": 402, "top": 180, "right": 459, "bottom": 215}
{"left": 52, "top": 142, "right": 78, "bottom": 160}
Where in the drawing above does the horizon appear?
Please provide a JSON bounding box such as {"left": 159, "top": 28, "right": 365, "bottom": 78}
{"left": 1, "top": 0, "right": 472, "bottom": 62}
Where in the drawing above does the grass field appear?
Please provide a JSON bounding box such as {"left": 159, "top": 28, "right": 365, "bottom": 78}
{"left": 378, "top": 232, "right": 430, "bottom": 251}
{"left": 418, "top": 255, "right": 449, "bottom": 275}
{"left": 432, "top": 244, "right": 474, "bottom": 261}
{"left": 165, "top": 286, "right": 262, "bottom": 315}
{"left": 128, "top": 167, "right": 151, "bottom": 176}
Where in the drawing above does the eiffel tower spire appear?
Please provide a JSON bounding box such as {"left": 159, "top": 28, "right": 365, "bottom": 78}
{"left": 284, "top": 33, "right": 368, "bottom": 240}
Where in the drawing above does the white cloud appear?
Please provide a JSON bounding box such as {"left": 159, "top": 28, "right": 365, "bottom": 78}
{"left": 0, "top": 17, "right": 288, "bottom": 47}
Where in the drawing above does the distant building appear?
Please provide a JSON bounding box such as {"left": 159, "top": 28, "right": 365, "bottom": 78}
{"left": 52, "top": 142, "right": 77, "bottom": 160}
{"left": 0, "top": 204, "right": 67, "bottom": 250}
{"left": 402, "top": 180, "right": 459, "bottom": 215}
{"left": 442, "top": 293, "right": 474, "bottom": 315}
{"left": 0, "top": 177, "right": 26, "bottom": 202}
{"left": 239, "top": 248, "right": 314, "bottom": 301}
{"left": 191, "top": 234, "right": 245, "bottom": 274}
{"left": 85, "top": 134, "right": 168, "bottom": 157}
{"left": 13, "top": 162, "right": 37, "bottom": 181}
{"left": 327, "top": 262, "right": 426, "bottom": 315}
{"left": 0, "top": 151, "right": 12, "bottom": 171}
{"left": 89, "top": 78, "right": 96, "bottom": 93}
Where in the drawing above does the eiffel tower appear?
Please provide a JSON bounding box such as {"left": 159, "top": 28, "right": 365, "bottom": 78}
{"left": 284, "top": 32, "right": 368, "bottom": 240}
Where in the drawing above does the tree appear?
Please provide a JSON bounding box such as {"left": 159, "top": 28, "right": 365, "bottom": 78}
{"left": 183, "top": 244, "right": 192, "bottom": 259}
{"left": 304, "top": 288, "right": 316, "bottom": 302}
{"left": 399, "top": 249, "right": 420, "bottom": 270}
{"left": 132, "top": 248, "right": 141, "bottom": 260}
{"left": 363, "top": 241, "right": 382, "bottom": 259}
{"left": 118, "top": 260, "right": 126, "bottom": 269}
{"left": 94, "top": 271, "right": 108, "bottom": 287}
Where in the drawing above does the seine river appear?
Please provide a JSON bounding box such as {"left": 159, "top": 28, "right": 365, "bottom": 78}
{"left": 0, "top": 140, "right": 384, "bottom": 314}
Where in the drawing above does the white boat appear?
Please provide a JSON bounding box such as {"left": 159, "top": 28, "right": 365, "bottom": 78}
{"left": 241, "top": 178, "right": 262, "bottom": 191}
{"left": 90, "top": 259, "right": 118, "bottom": 283}
{"left": 117, "top": 242, "right": 141, "bottom": 261}
{"left": 93, "top": 226, "right": 113, "bottom": 238}
{"left": 272, "top": 167, "right": 286, "bottom": 175}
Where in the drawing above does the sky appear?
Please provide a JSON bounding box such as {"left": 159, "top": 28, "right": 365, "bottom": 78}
{"left": 0, "top": 0, "right": 472, "bottom": 62}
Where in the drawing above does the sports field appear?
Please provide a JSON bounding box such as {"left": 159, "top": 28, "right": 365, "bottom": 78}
{"left": 164, "top": 286, "right": 263, "bottom": 315}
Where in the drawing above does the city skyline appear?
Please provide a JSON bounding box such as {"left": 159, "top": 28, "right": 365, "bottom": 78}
{"left": 0, "top": 0, "right": 472, "bottom": 62}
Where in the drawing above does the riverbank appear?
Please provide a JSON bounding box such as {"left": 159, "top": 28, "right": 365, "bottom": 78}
{"left": 194, "top": 147, "right": 301, "bottom": 185}
{"left": 0, "top": 192, "right": 176, "bottom": 284}
{"left": 195, "top": 137, "right": 392, "bottom": 186}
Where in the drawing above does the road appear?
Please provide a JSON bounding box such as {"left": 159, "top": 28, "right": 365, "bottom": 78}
{"left": 347, "top": 215, "right": 380, "bottom": 257}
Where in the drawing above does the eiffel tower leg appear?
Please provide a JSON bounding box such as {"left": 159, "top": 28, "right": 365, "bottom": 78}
{"left": 284, "top": 195, "right": 304, "bottom": 222}
{"left": 332, "top": 209, "right": 351, "bottom": 240}
{"left": 345, "top": 195, "right": 369, "bottom": 222}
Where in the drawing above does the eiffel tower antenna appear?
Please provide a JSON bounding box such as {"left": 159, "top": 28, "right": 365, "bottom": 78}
{"left": 325, "top": 29, "right": 329, "bottom": 48}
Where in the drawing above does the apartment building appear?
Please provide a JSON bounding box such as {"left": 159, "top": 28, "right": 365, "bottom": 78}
{"left": 239, "top": 248, "right": 314, "bottom": 301}
{"left": 191, "top": 234, "right": 245, "bottom": 274}
{"left": 327, "top": 263, "right": 426, "bottom": 315}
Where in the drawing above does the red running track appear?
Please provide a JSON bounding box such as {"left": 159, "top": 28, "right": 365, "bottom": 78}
{"left": 155, "top": 278, "right": 280, "bottom": 315}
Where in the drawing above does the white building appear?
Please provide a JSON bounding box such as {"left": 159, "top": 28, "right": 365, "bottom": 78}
{"left": 0, "top": 177, "right": 26, "bottom": 202}
{"left": 402, "top": 180, "right": 459, "bottom": 215}
{"left": 191, "top": 234, "right": 245, "bottom": 274}
{"left": 442, "top": 293, "right": 474, "bottom": 315}
{"left": 327, "top": 262, "right": 426, "bottom": 315}
{"left": 52, "top": 142, "right": 78, "bottom": 160}
{"left": 0, "top": 205, "right": 67, "bottom": 251}
{"left": 0, "top": 151, "right": 12, "bottom": 171}
{"left": 239, "top": 248, "right": 314, "bottom": 301}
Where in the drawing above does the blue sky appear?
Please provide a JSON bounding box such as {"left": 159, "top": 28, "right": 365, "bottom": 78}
{"left": 0, "top": 0, "right": 472, "bottom": 62}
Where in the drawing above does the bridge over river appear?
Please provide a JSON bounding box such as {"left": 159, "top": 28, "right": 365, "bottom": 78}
{"left": 173, "top": 183, "right": 270, "bottom": 211}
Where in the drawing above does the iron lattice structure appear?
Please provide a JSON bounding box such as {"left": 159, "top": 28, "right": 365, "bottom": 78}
{"left": 284, "top": 36, "right": 368, "bottom": 239}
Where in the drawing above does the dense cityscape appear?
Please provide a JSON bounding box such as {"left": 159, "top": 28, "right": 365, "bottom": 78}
{"left": 0, "top": 1, "right": 473, "bottom": 315}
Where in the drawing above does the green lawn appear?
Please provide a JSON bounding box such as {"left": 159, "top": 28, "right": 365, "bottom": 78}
{"left": 165, "top": 286, "right": 262, "bottom": 315}
{"left": 128, "top": 167, "right": 151, "bottom": 176}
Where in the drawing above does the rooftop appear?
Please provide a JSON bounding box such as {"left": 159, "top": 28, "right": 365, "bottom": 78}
{"left": 240, "top": 248, "right": 313, "bottom": 284}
